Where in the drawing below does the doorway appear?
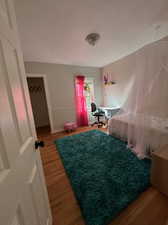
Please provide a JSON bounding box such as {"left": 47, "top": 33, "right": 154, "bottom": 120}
{"left": 27, "top": 76, "right": 51, "bottom": 135}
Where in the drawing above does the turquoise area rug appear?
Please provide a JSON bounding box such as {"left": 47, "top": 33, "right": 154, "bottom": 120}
{"left": 55, "top": 130, "right": 151, "bottom": 225}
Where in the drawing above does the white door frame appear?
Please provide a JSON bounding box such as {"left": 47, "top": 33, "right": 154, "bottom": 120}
{"left": 27, "top": 73, "right": 54, "bottom": 133}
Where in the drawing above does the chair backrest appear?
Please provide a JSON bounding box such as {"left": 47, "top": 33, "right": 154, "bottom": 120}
{"left": 91, "top": 102, "right": 97, "bottom": 112}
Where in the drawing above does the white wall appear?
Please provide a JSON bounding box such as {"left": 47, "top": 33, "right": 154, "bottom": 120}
{"left": 101, "top": 53, "right": 135, "bottom": 107}
{"left": 101, "top": 36, "right": 168, "bottom": 109}
{"left": 25, "top": 62, "right": 102, "bottom": 132}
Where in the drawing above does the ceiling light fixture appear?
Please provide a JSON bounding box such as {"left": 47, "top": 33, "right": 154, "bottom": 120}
{"left": 85, "top": 33, "right": 100, "bottom": 46}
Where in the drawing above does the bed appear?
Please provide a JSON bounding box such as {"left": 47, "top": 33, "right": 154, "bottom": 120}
{"left": 108, "top": 112, "right": 168, "bottom": 152}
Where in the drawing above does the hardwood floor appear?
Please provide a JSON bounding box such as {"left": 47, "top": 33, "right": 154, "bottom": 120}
{"left": 38, "top": 126, "right": 168, "bottom": 225}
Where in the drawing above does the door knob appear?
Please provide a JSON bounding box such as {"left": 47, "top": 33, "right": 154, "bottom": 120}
{"left": 35, "top": 140, "right": 45, "bottom": 149}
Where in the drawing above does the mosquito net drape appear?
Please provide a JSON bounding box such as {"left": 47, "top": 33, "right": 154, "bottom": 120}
{"left": 110, "top": 38, "right": 168, "bottom": 158}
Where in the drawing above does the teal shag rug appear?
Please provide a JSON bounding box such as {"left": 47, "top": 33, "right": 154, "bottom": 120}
{"left": 55, "top": 130, "right": 151, "bottom": 225}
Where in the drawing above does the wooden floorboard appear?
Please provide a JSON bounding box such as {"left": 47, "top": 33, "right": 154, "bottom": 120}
{"left": 38, "top": 126, "right": 168, "bottom": 225}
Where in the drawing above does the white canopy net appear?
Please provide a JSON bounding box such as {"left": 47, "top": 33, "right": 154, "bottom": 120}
{"left": 108, "top": 38, "right": 168, "bottom": 158}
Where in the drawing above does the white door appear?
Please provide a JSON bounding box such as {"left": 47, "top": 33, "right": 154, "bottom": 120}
{"left": 0, "top": 1, "right": 52, "bottom": 225}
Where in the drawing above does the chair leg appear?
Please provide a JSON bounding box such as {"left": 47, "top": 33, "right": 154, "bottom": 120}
{"left": 91, "top": 121, "right": 98, "bottom": 126}
{"left": 97, "top": 116, "right": 100, "bottom": 122}
{"left": 91, "top": 116, "right": 105, "bottom": 128}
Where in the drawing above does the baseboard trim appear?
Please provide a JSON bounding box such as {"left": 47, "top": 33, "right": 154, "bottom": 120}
{"left": 51, "top": 129, "right": 64, "bottom": 134}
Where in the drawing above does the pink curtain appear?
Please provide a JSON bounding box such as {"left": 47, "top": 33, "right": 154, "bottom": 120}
{"left": 75, "top": 75, "right": 88, "bottom": 126}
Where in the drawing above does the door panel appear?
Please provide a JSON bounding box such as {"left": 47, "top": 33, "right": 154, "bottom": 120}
{"left": 0, "top": 0, "right": 10, "bottom": 27}
{"left": 11, "top": 206, "right": 26, "bottom": 225}
{"left": 12, "top": 214, "right": 22, "bottom": 225}
{"left": 29, "top": 164, "right": 49, "bottom": 225}
{"left": 0, "top": 1, "right": 52, "bottom": 225}
{"left": 0, "top": 126, "right": 10, "bottom": 171}
{"left": 0, "top": 39, "right": 21, "bottom": 164}
{"left": 2, "top": 38, "right": 30, "bottom": 142}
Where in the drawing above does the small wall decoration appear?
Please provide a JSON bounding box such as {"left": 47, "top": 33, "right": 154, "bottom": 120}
{"left": 84, "top": 82, "right": 91, "bottom": 92}
{"left": 103, "top": 73, "right": 116, "bottom": 85}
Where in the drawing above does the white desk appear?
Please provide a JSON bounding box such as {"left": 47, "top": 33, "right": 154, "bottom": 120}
{"left": 99, "top": 106, "right": 120, "bottom": 118}
{"left": 100, "top": 106, "right": 120, "bottom": 111}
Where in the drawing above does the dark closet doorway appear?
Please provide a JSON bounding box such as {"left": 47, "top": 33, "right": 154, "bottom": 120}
{"left": 27, "top": 77, "right": 51, "bottom": 135}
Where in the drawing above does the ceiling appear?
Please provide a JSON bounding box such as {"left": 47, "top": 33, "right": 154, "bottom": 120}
{"left": 14, "top": 0, "right": 168, "bottom": 67}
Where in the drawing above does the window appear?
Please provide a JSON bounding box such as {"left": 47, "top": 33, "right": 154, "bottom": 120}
{"left": 84, "top": 78, "right": 95, "bottom": 123}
